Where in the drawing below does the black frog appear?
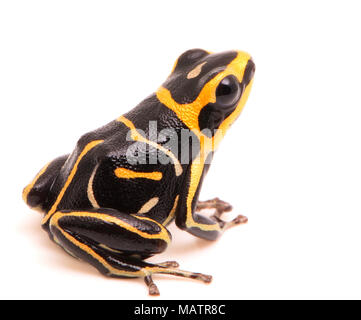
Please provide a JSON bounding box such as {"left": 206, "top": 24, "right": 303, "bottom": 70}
{"left": 23, "top": 49, "right": 255, "bottom": 295}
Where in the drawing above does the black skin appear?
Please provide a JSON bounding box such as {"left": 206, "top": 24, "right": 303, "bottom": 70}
{"left": 23, "top": 49, "right": 255, "bottom": 295}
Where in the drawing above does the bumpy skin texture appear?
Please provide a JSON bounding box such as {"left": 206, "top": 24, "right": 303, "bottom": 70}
{"left": 23, "top": 49, "right": 255, "bottom": 295}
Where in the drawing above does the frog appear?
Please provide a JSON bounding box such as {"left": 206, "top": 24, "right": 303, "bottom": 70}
{"left": 22, "top": 48, "right": 255, "bottom": 295}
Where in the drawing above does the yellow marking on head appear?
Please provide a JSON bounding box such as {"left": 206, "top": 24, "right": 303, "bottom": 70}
{"left": 87, "top": 164, "right": 100, "bottom": 209}
{"left": 157, "top": 51, "right": 254, "bottom": 154}
{"left": 138, "top": 197, "right": 159, "bottom": 214}
{"left": 22, "top": 161, "right": 51, "bottom": 205}
{"left": 117, "top": 115, "right": 183, "bottom": 176}
{"left": 187, "top": 61, "right": 207, "bottom": 79}
{"left": 162, "top": 195, "right": 179, "bottom": 226}
{"left": 114, "top": 167, "right": 163, "bottom": 181}
{"left": 171, "top": 49, "right": 212, "bottom": 74}
{"left": 42, "top": 140, "right": 104, "bottom": 225}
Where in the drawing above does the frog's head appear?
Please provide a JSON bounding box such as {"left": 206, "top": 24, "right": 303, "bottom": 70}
{"left": 157, "top": 49, "right": 255, "bottom": 151}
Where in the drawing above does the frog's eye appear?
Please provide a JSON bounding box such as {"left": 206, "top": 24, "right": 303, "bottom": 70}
{"left": 215, "top": 75, "right": 242, "bottom": 107}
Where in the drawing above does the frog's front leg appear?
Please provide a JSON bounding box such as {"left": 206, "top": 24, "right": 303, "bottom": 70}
{"left": 196, "top": 198, "right": 233, "bottom": 216}
{"left": 47, "top": 208, "right": 211, "bottom": 295}
{"left": 196, "top": 198, "right": 248, "bottom": 230}
{"left": 176, "top": 160, "right": 247, "bottom": 240}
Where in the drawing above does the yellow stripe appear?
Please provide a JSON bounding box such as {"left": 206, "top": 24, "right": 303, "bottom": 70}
{"left": 137, "top": 197, "right": 159, "bottom": 214}
{"left": 162, "top": 195, "right": 179, "bottom": 226}
{"left": 22, "top": 161, "right": 51, "bottom": 204}
{"left": 114, "top": 167, "right": 163, "bottom": 181}
{"left": 42, "top": 140, "right": 104, "bottom": 225}
{"left": 132, "top": 215, "right": 171, "bottom": 244}
{"left": 116, "top": 116, "right": 183, "bottom": 176}
{"left": 87, "top": 164, "right": 100, "bottom": 208}
{"left": 185, "top": 156, "right": 221, "bottom": 232}
{"left": 98, "top": 243, "right": 123, "bottom": 254}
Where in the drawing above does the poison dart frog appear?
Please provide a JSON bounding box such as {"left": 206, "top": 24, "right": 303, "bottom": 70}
{"left": 23, "top": 49, "right": 255, "bottom": 295}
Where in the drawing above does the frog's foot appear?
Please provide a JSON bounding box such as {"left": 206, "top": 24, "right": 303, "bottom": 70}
{"left": 212, "top": 214, "right": 248, "bottom": 231}
{"left": 196, "top": 197, "right": 247, "bottom": 230}
{"left": 196, "top": 197, "right": 233, "bottom": 218}
{"left": 144, "top": 264, "right": 212, "bottom": 296}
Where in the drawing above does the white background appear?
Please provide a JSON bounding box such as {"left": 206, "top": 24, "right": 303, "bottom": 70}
{"left": 1, "top": 0, "right": 361, "bottom": 300}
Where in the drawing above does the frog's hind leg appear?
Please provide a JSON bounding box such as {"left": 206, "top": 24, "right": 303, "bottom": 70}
{"left": 196, "top": 197, "right": 248, "bottom": 230}
{"left": 48, "top": 208, "right": 212, "bottom": 295}
{"left": 23, "top": 154, "right": 69, "bottom": 212}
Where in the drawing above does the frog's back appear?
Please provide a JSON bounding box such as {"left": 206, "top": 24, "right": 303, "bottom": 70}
{"left": 43, "top": 94, "right": 192, "bottom": 224}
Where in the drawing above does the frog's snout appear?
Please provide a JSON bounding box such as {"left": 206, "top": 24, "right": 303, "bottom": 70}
{"left": 243, "top": 58, "right": 255, "bottom": 86}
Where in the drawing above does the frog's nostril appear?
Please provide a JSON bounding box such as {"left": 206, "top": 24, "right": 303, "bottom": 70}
{"left": 243, "top": 59, "right": 255, "bottom": 87}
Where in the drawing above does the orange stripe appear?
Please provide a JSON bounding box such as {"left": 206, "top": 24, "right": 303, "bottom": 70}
{"left": 114, "top": 167, "right": 162, "bottom": 181}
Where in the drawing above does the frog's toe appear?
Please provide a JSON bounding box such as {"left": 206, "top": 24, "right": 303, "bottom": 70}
{"left": 196, "top": 197, "right": 233, "bottom": 217}
{"left": 214, "top": 198, "right": 233, "bottom": 213}
{"left": 231, "top": 214, "right": 248, "bottom": 225}
{"left": 211, "top": 213, "right": 248, "bottom": 231}
{"left": 144, "top": 275, "right": 160, "bottom": 296}
{"left": 157, "top": 260, "right": 180, "bottom": 268}
{"left": 223, "top": 214, "right": 248, "bottom": 230}
{"left": 192, "top": 272, "right": 212, "bottom": 283}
